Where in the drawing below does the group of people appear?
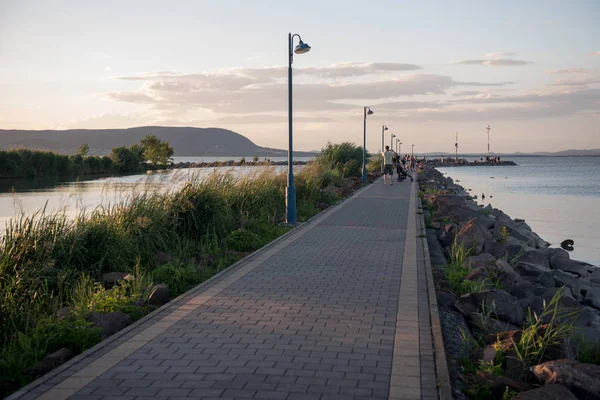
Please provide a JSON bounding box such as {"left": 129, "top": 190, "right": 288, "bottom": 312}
{"left": 381, "top": 146, "right": 415, "bottom": 185}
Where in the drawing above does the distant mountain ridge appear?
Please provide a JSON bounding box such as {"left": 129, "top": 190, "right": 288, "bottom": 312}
{"left": 421, "top": 149, "right": 600, "bottom": 157}
{"left": 0, "top": 126, "right": 317, "bottom": 157}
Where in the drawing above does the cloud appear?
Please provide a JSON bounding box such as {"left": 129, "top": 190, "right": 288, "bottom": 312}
{"left": 453, "top": 59, "right": 532, "bottom": 66}
{"left": 548, "top": 69, "right": 600, "bottom": 87}
{"left": 486, "top": 52, "right": 516, "bottom": 58}
{"left": 550, "top": 68, "right": 587, "bottom": 74}
{"left": 591, "top": 51, "right": 600, "bottom": 56}
{"left": 452, "top": 90, "right": 482, "bottom": 96}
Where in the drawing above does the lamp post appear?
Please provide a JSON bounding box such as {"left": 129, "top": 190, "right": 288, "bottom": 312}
{"left": 381, "top": 125, "right": 388, "bottom": 171}
{"left": 362, "top": 106, "right": 374, "bottom": 183}
{"left": 412, "top": 144, "right": 415, "bottom": 159}
{"left": 399, "top": 141, "right": 402, "bottom": 155}
{"left": 486, "top": 125, "right": 491, "bottom": 159}
{"left": 287, "top": 32, "right": 311, "bottom": 225}
{"left": 395, "top": 139, "right": 399, "bottom": 153}
{"left": 390, "top": 133, "right": 396, "bottom": 150}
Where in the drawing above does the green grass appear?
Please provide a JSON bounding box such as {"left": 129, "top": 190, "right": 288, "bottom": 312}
{"left": 0, "top": 142, "right": 367, "bottom": 397}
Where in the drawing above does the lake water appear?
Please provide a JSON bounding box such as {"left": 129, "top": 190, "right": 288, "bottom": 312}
{"left": 437, "top": 157, "right": 600, "bottom": 267}
{"left": 0, "top": 156, "right": 314, "bottom": 228}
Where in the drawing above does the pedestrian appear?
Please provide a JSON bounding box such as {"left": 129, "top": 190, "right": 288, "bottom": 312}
{"left": 382, "top": 145, "right": 395, "bottom": 185}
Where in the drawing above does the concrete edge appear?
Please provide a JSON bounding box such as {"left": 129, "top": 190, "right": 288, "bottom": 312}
{"left": 416, "top": 184, "right": 453, "bottom": 400}
{"left": 7, "top": 178, "right": 376, "bottom": 400}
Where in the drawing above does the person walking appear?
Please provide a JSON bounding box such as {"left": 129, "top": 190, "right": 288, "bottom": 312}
{"left": 382, "top": 145, "right": 395, "bottom": 185}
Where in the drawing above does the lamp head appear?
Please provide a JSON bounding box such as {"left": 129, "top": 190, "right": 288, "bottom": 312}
{"left": 294, "top": 40, "right": 311, "bottom": 54}
{"left": 367, "top": 107, "right": 374, "bottom": 115}
{"left": 384, "top": 126, "right": 388, "bottom": 131}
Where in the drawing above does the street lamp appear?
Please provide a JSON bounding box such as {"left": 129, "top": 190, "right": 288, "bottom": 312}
{"left": 399, "top": 141, "right": 402, "bottom": 155}
{"left": 362, "top": 107, "right": 374, "bottom": 183}
{"left": 381, "top": 125, "right": 388, "bottom": 171}
{"left": 287, "top": 32, "right": 311, "bottom": 225}
{"left": 395, "top": 138, "right": 399, "bottom": 153}
{"left": 390, "top": 133, "right": 396, "bottom": 150}
{"left": 412, "top": 144, "right": 415, "bottom": 159}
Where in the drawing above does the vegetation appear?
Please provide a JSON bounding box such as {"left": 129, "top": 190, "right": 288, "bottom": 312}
{"left": 0, "top": 141, "right": 371, "bottom": 397}
{"left": 316, "top": 141, "right": 364, "bottom": 178}
{"left": 1, "top": 134, "right": 174, "bottom": 179}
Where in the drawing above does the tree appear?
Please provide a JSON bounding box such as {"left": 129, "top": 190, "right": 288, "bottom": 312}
{"left": 140, "top": 135, "right": 174, "bottom": 166}
{"left": 110, "top": 146, "right": 142, "bottom": 173}
{"left": 77, "top": 143, "right": 90, "bottom": 157}
{"left": 252, "top": 155, "right": 259, "bottom": 163}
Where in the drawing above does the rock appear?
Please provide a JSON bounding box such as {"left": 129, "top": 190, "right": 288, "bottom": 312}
{"left": 574, "top": 306, "right": 600, "bottom": 345}
{"left": 531, "top": 360, "right": 600, "bottom": 400}
{"left": 316, "top": 201, "right": 330, "bottom": 210}
{"left": 514, "top": 261, "right": 552, "bottom": 277}
{"left": 239, "top": 219, "right": 250, "bottom": 229}
{"left": 484, "top": 238, "right": 528, "bottom": 264}
{"left": 153, "top": 251, "right": 173, "bottom": 265}
{"left": 438, "top": 223, "right": 458, "bottom": 247}
{"left": 89, "top": 311, "right": 132, "bottom": 337}
{"left": 465, "top": 266, "right": 491, "bottom": 283}
{"left": 494, "top": 259, "right": 524, "bottom": 292}
{"left": 542, "top": 286, "right": 579, "bottom": 309}
{"left": 455, "top": 289, "right": 524, "bottom": 326}
{"left": 514, "top": 384, "right": 578, "bottom": 400}
{"left": 475, "top": 371, "right": 533, "bottom": 398}
{"left": 148, "top": 283, "right": 170, "bottom": 306}
{"left": 455, "top": 219, "right": 491, "bottom": 255}
{"left": 426, "top": 229, "right": 447, "bottom": 267}
{"left": 552, "top": 270, "right": 588, "bottom": 302}
{"left": 551, "top": 257, "right": 593, "bottom": 278}
{"left": 464, "top": 253, "right": 497, "bottom": 267}
{"left": 437, "top": 291, "right": 457, "bottom": 309}
{"left": 470, "top": 315, "right": 518, "bottom": 336}
{"left": 512, "top": 281, "right": 535, "bottom": 307}
{"left": 515, "top": 249, "right": 551, "bottom": 269}
{"left": 99, "top": 272, "right": 134, "bottom": 287}
{"left": 590, "top": 268, "right": 600, "bottom": 284}
{"left": 549, "top": 248, "right": 570, "bottom": 268}
{"left": 585, "top": 285, "right": 600, "bottom": 311}
{"left": 26, "top": 348, "right": 73, "bottom": 377}
{"left": 429, "top": 221, "right": 441, "bottom": 229}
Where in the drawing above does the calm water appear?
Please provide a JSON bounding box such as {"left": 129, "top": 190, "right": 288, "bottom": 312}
{"left": 438, "top": 157, "right": 600, "bottom": 266}
{"left": 0, "top": 156, "right": 314, "bottom": 228}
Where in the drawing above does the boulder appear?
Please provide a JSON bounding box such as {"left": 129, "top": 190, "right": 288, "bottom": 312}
{"left": 515, "top": 249, "right": 551, "bottom": 270}
{"left": 512, "top": 281, "right": 536, "bottom": 308}
{"left": 514, "top": 261, "right": 552, "bottom": 278}
{"left": 26, "top": 348, "right": 73, "bottom": 378}
{"left": 455, "top": 289, "right": 524, "bottom": 326}
{"left": 148, "top": 283, "right": 170, "bottom": 306}
{"left": 585, "top": 284, "right": 600, "bottom": 311}
{"left": 99, "top": 272, "right": 134, "bottom": 287}
{"left": 437, "top": 291, "right": 457, "bottom": 309}
{"left": 437, "top": 223, "right": 457, "bottom": 248}
{"left": 464, "top": 253, "right": 497, "bottom": 267}
{"left": 89, "top": 311, "right": 133, "bottom": 337}
{"left": 470, "top": 315, "right": 518, "bottom": 336}
{"left": 475, "top": 371, "right": 533, "bottom": 398}
{"left": 552, "top": 270, "right": 588, "bottom": 302}
{"left": 531, "top": 360, "right": 600, "bottom": 400}
{"left": 551, "top": 257, "right": 593, "bottom": 278}
{"left": 316, "top": 201, "right": 330, "bottom": 210}
{"left": 573, "top": 306, "right": 600, "bottom": 345}
{"left": 465, "top": 266, "right": 491, "bottom": 283}
{"left": 55, "top": 306, "right": 72, "bottom": 321}
{"left": 549, "top": 248, "right": 570, "bottom": 268}
{"left": 590, "top": 267, "right": 600, "bottom": 284}
{"left": 514, "top": 384, "right": 578, "bottom": 400}
{"left": 494, "top": 259, "right": 524, "bottom": 292}
{"left": 426, "top": 229, "right": 447, "bottom": 267}
{"left": 484, "top": 238, "right": 527, "bottom": 264}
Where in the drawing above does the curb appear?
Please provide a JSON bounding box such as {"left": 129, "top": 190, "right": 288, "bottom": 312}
{"left": 416, "top": 184, "right": 453, "bottom": 400}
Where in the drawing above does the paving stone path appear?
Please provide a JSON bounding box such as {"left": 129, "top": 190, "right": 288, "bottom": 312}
{"left": 11, "top": 176, "right": 449, "bottom": 400}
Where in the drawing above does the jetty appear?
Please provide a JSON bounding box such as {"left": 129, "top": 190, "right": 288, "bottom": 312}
{"left": 10, "top": 175, "right": 450, "bottom": 400}
{"left": 425, "top": 158, "right": 516, "bottom": 167}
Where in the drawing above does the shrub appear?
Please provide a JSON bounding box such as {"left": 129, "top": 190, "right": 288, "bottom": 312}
{"left": 316, "top": 141, "right": 364, "bottom": 178}
{"left": 151, "top": 263, "right": 203, "bottom": 298}
{"left": 226, "top": 229, "right": 262, "bottom": 252}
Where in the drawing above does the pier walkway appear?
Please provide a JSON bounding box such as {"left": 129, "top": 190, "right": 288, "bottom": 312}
{"left": 11, "top": 176, "right": 450, "bottom": 400}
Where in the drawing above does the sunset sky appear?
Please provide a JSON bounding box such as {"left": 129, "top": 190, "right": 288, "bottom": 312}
{"left": 1, "top": 0, "right": 599, "bottom": 153}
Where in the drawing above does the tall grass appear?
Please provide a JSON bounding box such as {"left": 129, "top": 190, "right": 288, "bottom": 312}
{"left": 0, "top": 148, "right": 363, "bottom": 396}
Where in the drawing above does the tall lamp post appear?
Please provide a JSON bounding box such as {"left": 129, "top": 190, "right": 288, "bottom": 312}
{"left": 362, "top": 106, "right": 374, "bottom": 183}
{"left": 399, "top": 141, "right": 402, "bottom": 155}
{"left": 390, "top": 133, "right": 396, "bottom": 150}
{"left": 412, "top": 144, "right": 415, "bottom": 159}
{"left": 287, "top": 32, "right": 311, "bottom": 225}
{"left": 381, "top": 125, "right": 388, "bottom": 171}
{"left": 486, "top": 125, "right": 491, "bottom": 159}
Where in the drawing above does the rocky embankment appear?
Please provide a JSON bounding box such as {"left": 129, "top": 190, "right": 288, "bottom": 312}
{"left": 425, "top": 158, "right": 516, "bottom": 167}
{"left": 169, "top": 160, "right": 310, "bottom": 169}
{"left": 418, "top": 166, "right": 600, "bottom": 399}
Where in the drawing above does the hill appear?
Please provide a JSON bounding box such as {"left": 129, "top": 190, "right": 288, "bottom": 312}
{"left": 0, "top": 126, "right": 317, "bottom": 157}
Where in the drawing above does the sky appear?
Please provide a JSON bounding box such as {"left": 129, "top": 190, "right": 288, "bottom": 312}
{"left": 1, "top": 0, "right": 599, "bottom": 154}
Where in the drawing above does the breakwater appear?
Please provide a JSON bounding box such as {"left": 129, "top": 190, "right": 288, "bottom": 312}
{"left": 418, "top": 166, "right": 600, "bottom": 399}
{"left": 425, "top": 158, "right": 516, "bottom": 167}
{"left": 169, "top": 160, "right": 310, "bottom": 169}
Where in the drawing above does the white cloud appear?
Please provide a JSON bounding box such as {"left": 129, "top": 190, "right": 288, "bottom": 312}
{"left": 453, "top": 59, "right": 532, "bottom": 66}
{"left": 550, "top": 68, "right": 586, "bottom": 74}
{"left": 591, "top": 51, "right": 600, "bottom": 56}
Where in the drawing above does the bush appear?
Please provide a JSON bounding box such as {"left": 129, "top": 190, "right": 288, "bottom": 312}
{"left": 226, "top": 229, "right": 262, "bottom": 252}
{"left": 316, "top": 141, "right": 364, "bottom": 178}
{"left": 151, "top": 263, "right": 202, "bottom": 298}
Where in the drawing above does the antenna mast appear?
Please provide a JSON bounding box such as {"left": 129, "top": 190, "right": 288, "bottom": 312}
{"left": 455, "top": 132, "right": 458, "bottom": 163}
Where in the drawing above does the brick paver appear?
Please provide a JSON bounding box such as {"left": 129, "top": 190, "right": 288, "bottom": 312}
{"left": 10, "top": 176, "right": 443, "bottom": 400}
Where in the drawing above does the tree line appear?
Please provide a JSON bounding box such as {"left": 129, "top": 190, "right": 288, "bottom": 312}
{"left": 0, "top": 135, "right": 174, "bottom": 179}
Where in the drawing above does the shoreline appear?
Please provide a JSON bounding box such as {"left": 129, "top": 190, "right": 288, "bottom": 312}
{"left": 418, "top": 166, "right": 600, "bottom": 399}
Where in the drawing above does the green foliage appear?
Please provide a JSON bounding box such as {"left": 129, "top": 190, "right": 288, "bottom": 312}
{"left": 141, "top": 134, "right": 174, "bottom": 166}
{"left": 252, "top": 155, "right": 259, "bottom": 163}
{"left": 151, "top": 263, "right": 202, "bottom": 298}
{"left": 0, "top": 149, "right": 114, "bottom": 178}
{"left": 576, "top": 339, "right": 600, "bottom": 365}
{"left": 316, "top": 141, "right": 363, "bottom": 178}
{"left": 240, "top": 157, "right": 246, "bottom": 164}
{"left": 499, "top": 226, "right": 509, "bottom": 243}
{"left": 77, "top": 143, "right": 90, "bottom": 157}
{"left": 510, "top": 287, "right": 577, "bottom": 377}
{"left": 367, "top": 155, "right": 383, "bottom": 174}
{"left": 110, "top": 146, "right": 145, "bottom": 173}
{"left": 226, "top": 229, "right": 262, "bottom": 252}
